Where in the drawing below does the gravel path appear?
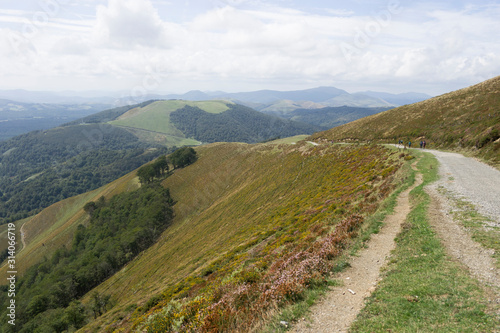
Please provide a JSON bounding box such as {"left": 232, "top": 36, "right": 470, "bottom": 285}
{"left": 424, "top": 149, "right": 500, "bottom": 223}
{"left": 424, "top": 149, "right": 500, "bottom": 291}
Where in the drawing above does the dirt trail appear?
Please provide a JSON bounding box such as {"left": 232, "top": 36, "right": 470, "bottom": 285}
{"left": 292, "top": 150, "right": 500, "bottom": 332}
{"left": 291, "top": 168, "right": 423, "bottom": 332}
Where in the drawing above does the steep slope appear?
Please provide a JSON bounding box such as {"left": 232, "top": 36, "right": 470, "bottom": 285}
{"left": 0, "top": 139, "right": 406, "bottom": 332}
{"left": 66, "top": 141, "right": 403, "bottom": 332}
{"left": 311, "top": 76, "right": 500, "bottom": 166}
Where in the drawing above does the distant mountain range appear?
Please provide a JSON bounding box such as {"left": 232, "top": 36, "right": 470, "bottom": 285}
{"left": 155, "top": 87, "right": 432, "bottom": 111}
{"left": 0, "top": 87, "right": 432, "bottom": 140}
{"left": 0, "top": 87, "right": 433, "bottom": 110}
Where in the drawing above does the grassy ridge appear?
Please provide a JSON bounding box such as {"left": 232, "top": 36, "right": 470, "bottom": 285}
{"left": 311, "top": 76, "right": 500, "bottom": 167}
{"left": 109, "top": 100, "right": 232, "bottom": 136}
{"left": 351, "top": 152, "right": 499, "bottom": 332}
{"left": 75, "top": 141, "right": 405, "bottom": 332}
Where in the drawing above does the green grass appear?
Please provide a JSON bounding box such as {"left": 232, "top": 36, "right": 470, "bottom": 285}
{"left": 350, "top": 151, "right": 499, "bottom": 332}
{"left": 109, "top": 100, "right": 232, "bottom": 136}
{"left": 263, "top": 279, "right": 342, "bottom": 333}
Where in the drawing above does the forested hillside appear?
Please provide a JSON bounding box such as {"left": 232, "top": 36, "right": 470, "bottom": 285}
{"left": 264, "top": 106, "right": 392, "bottom": 129}
{"left": 0, "top": 182, "right": 175, "bottom": 332}
{"left": 0, "top": 125, "right": 169, "bottom": 223}
{"left": 0, "top": 99, "right": 317, "bottom": 224}
{"left": 170, "top": 104, "right": 319, "bottom": 143}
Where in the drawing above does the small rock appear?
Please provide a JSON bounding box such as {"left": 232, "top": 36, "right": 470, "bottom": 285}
{"left": 280, "top": 321, "right": 289, "bottom": 328}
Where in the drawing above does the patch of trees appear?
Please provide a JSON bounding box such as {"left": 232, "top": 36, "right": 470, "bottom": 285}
{"left": 169, "top": 147, "right": 198, "bottom": 169}
{"left": 137, "top": 155, "right": 169, "bottom": 184}
{"left": 170, "top": 104, "right": 319, "bottom": 144}
{"left": 137, "top": 148, "right": 197, "bottom": 184}
{"left": 0, "top": 182, "right": 174, "bottom": 332}
{"left": 0, "top": 124, "right": 171, "bottom": 223}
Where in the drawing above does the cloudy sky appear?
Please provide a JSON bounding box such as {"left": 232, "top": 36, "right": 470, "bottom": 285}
{"left": 0, "top": 0, "right": 499, "bottom": 96}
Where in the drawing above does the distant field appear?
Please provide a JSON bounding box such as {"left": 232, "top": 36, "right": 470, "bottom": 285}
{"left": 109, "top": 100, "right": 232, "bottom": 135}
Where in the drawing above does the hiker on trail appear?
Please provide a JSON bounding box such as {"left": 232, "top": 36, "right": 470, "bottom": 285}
{"left": 408, "top": 141, "right": 412, "bottom": 148}
{"left": 420, "top": 141, "right": 423, "bottom": 149}
{"left": 423, "top": 140, "right": 426, "bottom": 149}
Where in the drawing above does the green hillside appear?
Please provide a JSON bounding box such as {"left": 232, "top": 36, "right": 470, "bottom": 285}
{"left": 0, "top": 139, "right": 407, "bottom": 332}
{"left": 311, "top": 76, "right": 500, "bottom": 167}
{"left": 109, "top": 100, "right": 320, "bottom": 145}
{"left": 109, "top": 100, "right": 231, "bottom": 137}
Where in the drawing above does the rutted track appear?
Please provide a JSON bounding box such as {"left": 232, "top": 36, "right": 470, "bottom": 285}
{"left": 425, "top": 149, "right": 500, "bottom": 290}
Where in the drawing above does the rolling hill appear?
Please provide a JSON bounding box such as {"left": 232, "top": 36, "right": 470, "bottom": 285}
{"left": 311, "top": 76, "right": 500, "bottom": 167}
{"left": 151, "top": 86, "right": 431, "bottom": 112}
{"left": 0, "top": 139, "right": 406, "bottom": 332}
{"left": 0, "top": 100, "right": 318, "bottom": 223}
{"left": 107, "top": 100, "right": 320, "bottom": 145}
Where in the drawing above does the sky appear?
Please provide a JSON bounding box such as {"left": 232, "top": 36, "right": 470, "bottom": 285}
{"left": 0, "top": 0, "right": 499, "bottom": 97}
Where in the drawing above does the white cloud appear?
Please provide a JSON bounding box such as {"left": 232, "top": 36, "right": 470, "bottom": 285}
{"left": 92, "top": 0, "right": 169, "bottom": 48}
{"left": 0, "top": 0, "right": 499, "bottom": 94}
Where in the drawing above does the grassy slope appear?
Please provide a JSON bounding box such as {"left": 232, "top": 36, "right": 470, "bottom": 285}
{"left": 311, "top": 76, "right": 500, "bottom": 167}
{"left": 0, "top": 171, "right": 140, "bottom": 277}
{"left": 75, "top": 141, "right": 404, "bottom": 332}
{"left": 108, "top": 100, "right": 232, "bottom": 140}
